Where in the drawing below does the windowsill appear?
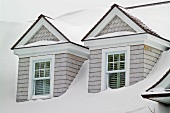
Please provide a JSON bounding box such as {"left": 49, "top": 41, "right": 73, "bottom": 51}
{"left": 29, "top": 95, "right": 52, "bottom": 100}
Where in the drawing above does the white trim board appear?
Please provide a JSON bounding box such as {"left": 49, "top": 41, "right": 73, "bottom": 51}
{"left": 15, "top": 17, "right": 68, "bottom": 48}
{"left": 13, "top": 43, "right": 89, "bottom": 59}
{"left": 101, "top": 46, "right": 130, "bottom": 91}
{"left": 84, "top": 33, "right": 169, "bottom": 51}
{"left": 85, "top": 7, "right": 144, "bottom": 39}
{"left": 28, "top": 55, "right": 55, "bottom": 100}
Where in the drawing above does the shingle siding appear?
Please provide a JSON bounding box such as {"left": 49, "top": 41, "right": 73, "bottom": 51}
{"left": 130, "top": 45, "right": 162, "bottom": 85}
{"left": 26, "top": 25, "right": 59, "bottom": 44}
{"left": 88, "top": 45, "right": 162, "bottom": 93}
{"left": 88, "top": 49, "right": 102, "bottom": 93}
{"left": 16, "top": 57, "right": 30, "bottom": 102}
{"left": 54, "top": 53, "right": 86, "bottom": 97}
{"left": 97, "top": 15, "right": 136, "bottom": 36}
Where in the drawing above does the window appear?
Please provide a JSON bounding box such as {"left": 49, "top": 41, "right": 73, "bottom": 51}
{"left": 101, "top": 47, "right": 130, "bottom": 90}
{"left": 28, "top": 55, "right": 54, "bottom": 99}
{"left": 33, "top": 61, "right": 51, "bottom": 95}
{"left": 107, "top": 52, "right": 126, "bottom": 89}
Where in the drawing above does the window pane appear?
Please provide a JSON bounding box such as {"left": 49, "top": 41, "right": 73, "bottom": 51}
{"left": 108, "top": 63, "right": 113, "bottom": 71}
{"left": 40, "top": 70, "right": 44, "bottom": 77}
{"left": 35, "top": 70, "right": 39, "bottom": 78}
{"left": 46, "top": 61, "right": 50, "bottom": 68}
{"left": 108, "top": 55, "right": 113, "bottom": 62}
{"left": 109, "top": 73, "right": 118, "bottom": 89}
{"left": 35, "top": 63, "right": 40, "bottom": 70}
{"left": 45, "top": 69, "right": 50, "bottom": 77}
{"left": 120, "top": 53, "right": 125, "bottom": 61}
{"left": 114, "top": 54, "right": 119, "bottom": 62}
{"left": 120, "top": 72, "right": 125, "bottom": 87}
{"left": 109, "top": 72, "right": 125, "bottom": 89}
{"left": 120, "top": 62, "right": 125, "bottom": 70}
{"left": 114, "top": 62, "right": 119, "bottom": 70}
{"left": 44, "top": 79, "right": 50, "bottom": 94}
{"left": 35, "top": 80, "right": 43, "bottom": 95}
{"left": 40, "top": 62, "right": 45, "bottom": 69}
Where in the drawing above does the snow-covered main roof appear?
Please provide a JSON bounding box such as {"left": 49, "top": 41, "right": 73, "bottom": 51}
{"left": 8, "top": 3, "right": 170, "bottom": 46}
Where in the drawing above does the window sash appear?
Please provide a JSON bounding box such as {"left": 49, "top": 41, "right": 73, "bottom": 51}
{"left": 107, "top": 52, "right": 126, "bottom": 73}
{"left": 108, "top": 72, "right": 126, "bottom": 89}
{"left": 33, "top": 60, "right": 51, "bottom": 96}
{"left": 106, "top": 52, "right": 126, "bottom": 89}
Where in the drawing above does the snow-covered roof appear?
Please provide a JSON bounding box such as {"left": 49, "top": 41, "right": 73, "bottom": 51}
{"left": 9, "top": 3, "right": 170, "bottom": 46}
{"left": 2, "top": 20, "right": 170, "bottom": 111}
{"left": 141, "top": 68, "right": 170, "bottom": 105}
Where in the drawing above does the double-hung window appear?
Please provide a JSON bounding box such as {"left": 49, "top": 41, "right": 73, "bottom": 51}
{"left": 101, "top": 46, "right": 130, "bottom": 90}
{"left": 107, "top": 52, "right": 126, "bottom": 89}
{"left": 28, "top": 55, "right": 54, "bottom": 100}
{"left": 33, "top": 61, "right": 51, "bottom": 95}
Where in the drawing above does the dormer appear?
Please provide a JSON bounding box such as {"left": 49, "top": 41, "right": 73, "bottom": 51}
{"left": 82, "top": 4, "right": 170, "bottom": 93}
{"left": 12, "top": 14, "right": 89, "bottom": 102}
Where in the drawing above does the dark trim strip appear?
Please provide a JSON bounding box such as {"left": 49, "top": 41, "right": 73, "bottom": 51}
{"left": 83, "top": 32, "right": 147, "bottom": 41}
{"left": 11, "top": 14, "right": 71, "bottom": 50}
{"left": 11, "top": 15, "right": 43, "bottom": 50}
{"left": 81, "top": 4, "right": 118, "bottom": 41}
{"left": 14, "top": 41, "right": 89, "bottom": 50}
{"left": 126, "top": 1, "right": 170, "bottom": 9}
{"left": 146, "top": 68, "right": 170, "bottom": 91}
{"left": 43, "top": 15, "right": 70, "bottom": 42}
{"left": 142, "top": 92, "right": 170, "bottom": 98}
{"left": 81, "top": 4, "right": 170, "bottom": 43}
{"left": 14, "top": 42, "right": 69, "bottom": 49}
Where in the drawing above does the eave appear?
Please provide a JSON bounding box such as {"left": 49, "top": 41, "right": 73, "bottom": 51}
{"left": 142, "top": 92, "right": 170, "bottom": 105}
{"left": 13, "top": 42, "right": 89, "bottom": 59}
{"left": 83, "top": 33, "right": 170, "bottom": 51}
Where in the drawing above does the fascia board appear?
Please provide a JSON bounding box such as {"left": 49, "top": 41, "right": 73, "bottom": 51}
{"left": 14, "top": 43, "right": 89, "bottom": 59}
{"left": 85, "top": 7, "right": 144, "bottom": 40}
{"left": 147, "top": 35, "right": 170, "bottom": 49}
{"left": 84, "top": 33, "right": 148, "bottom": 50}
{"left": 16, "top": 18, "right": 67, "bottom": 47}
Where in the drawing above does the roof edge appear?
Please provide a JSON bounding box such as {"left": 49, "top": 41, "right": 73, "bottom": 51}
{"left": 11, "top": 14, "right": 70, "bottom": 50}
{"left": 81, "top": 4, "right": 119, "bottom": 41}
{"left": 146, "top": 68, "right": 170, "bottom": 92}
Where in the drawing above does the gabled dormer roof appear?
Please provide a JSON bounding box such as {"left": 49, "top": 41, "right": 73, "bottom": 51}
{"left": 11, "top": 14, "right": 70, "bottom": 49}
{"left": 81, "top": 4, "right": 162, "bottom": 41}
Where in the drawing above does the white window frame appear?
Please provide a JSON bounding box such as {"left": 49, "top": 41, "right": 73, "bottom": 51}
{"left": 28, "top": 55, "right": 55, "bottom": 100}
{"left": 101, "top": 46, "right": 130, "bottom": 91}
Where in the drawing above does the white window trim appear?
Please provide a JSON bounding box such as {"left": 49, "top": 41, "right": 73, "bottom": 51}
{"left": 28, "top": 55, "right": 55, "bottom": 100}
{"left": 101, "top": 46, "right": 130, "bottom": 91}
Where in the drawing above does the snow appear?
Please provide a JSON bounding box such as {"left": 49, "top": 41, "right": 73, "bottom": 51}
{"left": 45, "top": 8, "right": 107, "bottom": 45}
{"left": 1, "top": 20, "right": 170, "bottom": 113}
{"left": 1, "top": 3, "right": 170, "bottom": 113}
{"left": 17, "top": 40, "right": 65, "bottom": 48}
{"left": 88, "top": 31, "right": 136, "bottom": 39}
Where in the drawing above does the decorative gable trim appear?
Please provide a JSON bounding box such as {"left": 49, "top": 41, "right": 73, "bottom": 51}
{"left": 82, "top": 4, "right": 168, "bottom": 42}
{"left": 81, "top": 4, "right": 145, "bottom": 41}
{"left": 11, "top": 14, "right": 70, "bottom": 49}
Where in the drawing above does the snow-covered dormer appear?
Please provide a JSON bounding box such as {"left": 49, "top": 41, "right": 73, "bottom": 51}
{"left": 12, "top": 14, "right": 89, "bottom": 102}
{"left": 82, "top": 4, "right": 170, "bottom": 93}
